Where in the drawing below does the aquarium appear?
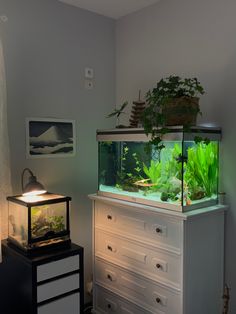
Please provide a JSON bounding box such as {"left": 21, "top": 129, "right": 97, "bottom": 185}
{"left": 97, "top": 127, "right": 221, "bottom": 212}
{"left": 7, "top": 193, "right": 71, "bottom": 252}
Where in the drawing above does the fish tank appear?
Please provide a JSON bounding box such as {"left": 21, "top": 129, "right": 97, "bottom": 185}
{"left": 7, "top": 193, "right": 71, "bottom": 253}
{"left": 97, "top": 127, "right": 221, "bottom": 212}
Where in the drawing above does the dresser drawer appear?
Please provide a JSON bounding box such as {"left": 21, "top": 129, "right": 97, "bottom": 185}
{"left": 38, "top": 292, "right": 80, "bottom": 314}
{"left": 95, "top": 230, "right": 181, "bottom": 289}
{"left": 95, "top": 201, "right": 182, "bottom": 252}
{"left": 95, "top": 258, "right": 181, "bottom": 314}
{"left": 95, "top": 285, "right": 152, "bottom": 314}
{"left": 37, "top": 255, "right": 79, "bottom": 282}
{"left": 37, "top": 273, "right": 80, "bottom": 302}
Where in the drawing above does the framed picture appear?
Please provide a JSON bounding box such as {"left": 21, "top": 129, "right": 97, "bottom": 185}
{"left": 26, "top": 118, "right": 76, "bottom": 158}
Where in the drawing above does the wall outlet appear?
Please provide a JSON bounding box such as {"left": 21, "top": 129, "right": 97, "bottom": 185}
{"left": 84, "top": 79, "right": 94, "bottom": 90}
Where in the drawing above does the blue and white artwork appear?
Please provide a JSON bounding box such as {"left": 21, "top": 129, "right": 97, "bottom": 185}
{"left": 26, "top": 118, "right": 75, "bottom": 157}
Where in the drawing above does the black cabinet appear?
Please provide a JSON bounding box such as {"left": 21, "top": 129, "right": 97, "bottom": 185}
{"left": 0, "top": 240, "right": 84, "bottom": 314}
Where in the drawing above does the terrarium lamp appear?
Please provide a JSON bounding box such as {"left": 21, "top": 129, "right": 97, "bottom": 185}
{"left": 21, "top": 168, "right": 46, "bottom": 196}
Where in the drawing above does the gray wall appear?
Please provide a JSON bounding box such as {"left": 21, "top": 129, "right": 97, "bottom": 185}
{"left": 0, "top": 0, "right": 115, "bottom": 302}
{"left": 116, "top": 0, "right": 236, "bottom": 312}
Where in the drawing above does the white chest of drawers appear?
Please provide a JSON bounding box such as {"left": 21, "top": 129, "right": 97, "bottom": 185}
{"left": 90, "top": 195, "right": 226, "bottom": 314}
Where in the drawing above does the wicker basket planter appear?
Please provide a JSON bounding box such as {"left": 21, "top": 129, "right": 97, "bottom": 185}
{"left": 163, "top": 96, "right": 199, "bottom": 126}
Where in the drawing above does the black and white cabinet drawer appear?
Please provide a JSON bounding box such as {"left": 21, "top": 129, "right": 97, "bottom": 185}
{"left": 38, "top": 292, "right": 80, "bottom": 314}
{"left": 37, "top": 255, "right": 80, "bottom": 282}
{"left": 36, "top": 254, "right": 81, "bottom": 314}
{"left": 37, "top": 272, "right": 80, "bottom": 302}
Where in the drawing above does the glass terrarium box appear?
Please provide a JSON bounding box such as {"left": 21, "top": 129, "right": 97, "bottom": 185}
{"left": 97, "top": 127, "right": 221, "bottom": 212}
{"left": 7, "top": 193, "right": 71, "bottom": 252}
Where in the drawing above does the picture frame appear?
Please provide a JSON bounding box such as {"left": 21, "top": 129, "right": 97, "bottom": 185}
{"left": 26, "top": 118, "right": 76, "bottom": 158}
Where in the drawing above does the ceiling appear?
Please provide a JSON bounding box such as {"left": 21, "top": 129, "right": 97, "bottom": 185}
{"left": 58, "top": 0, "right": 160, "bottom": 19}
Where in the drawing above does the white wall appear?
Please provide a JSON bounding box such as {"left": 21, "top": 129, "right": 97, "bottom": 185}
{"left": 0, "top": 0, "right": 115, "bottom": 303}
{"left": 116, "top": 0, "right": 236, "bottom": 312}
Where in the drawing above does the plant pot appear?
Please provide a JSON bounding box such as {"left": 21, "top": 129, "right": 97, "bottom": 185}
{"left": 163, "top": 96, "right": 200, "bottom": 126}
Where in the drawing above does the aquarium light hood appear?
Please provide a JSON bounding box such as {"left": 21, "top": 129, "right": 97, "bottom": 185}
{"left": 21, "top": 168, "right": 46, "bottom": 196}
{"left": 96, "top": 126, "right": 221, "bottom": 142}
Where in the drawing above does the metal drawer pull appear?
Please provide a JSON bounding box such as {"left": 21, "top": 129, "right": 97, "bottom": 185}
{"left": 107, "top": 274, "right": 113, "bottom": 281}
{"left": 156, "top": 227, "right": 162, "bottom": 233}
{"left": 156, "top": 263, "right": 162, "bottom": 269}
{"left": 107, "top": 245, "right": 113, "bottom": 251}
{"left": 107, "top": 215, "right": 113, "bottom": 220}
{"left": 156, "top": 297, "right": 161, "bottom": 304}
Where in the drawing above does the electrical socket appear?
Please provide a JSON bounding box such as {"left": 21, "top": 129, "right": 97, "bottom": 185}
{"left": 84, "top": 79, "right": 93, "bottom": 90}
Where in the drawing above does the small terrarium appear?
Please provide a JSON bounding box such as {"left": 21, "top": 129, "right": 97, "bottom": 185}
{"left": 7, "top": 193, "right": 71, "bottom": 252}
{"left": 97, "top": 127, "right": 221, "bottom": 212}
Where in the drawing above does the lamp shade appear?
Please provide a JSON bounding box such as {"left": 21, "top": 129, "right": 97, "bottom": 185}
{"left": 21, "top": 168, "right": 46, "bottom": 196}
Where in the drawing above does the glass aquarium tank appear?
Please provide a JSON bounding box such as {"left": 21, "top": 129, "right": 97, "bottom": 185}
{"left": 7, "top": 193, "right": 71, "bottom": 252}
{"left": 97, "top": 127, "right": 221, "bottom": 212}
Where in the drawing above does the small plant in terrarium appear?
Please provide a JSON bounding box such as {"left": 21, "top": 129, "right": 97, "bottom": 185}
{"left": 31, "top": 206, "right": 65, "bottom": 238}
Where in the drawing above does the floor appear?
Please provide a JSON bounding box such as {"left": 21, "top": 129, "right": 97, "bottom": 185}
{"left": 84, "top": 303, "right": 93, "bottom": 314}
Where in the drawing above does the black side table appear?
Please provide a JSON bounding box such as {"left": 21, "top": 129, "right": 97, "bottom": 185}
{"left": 0, "top": 240, "right": 84, "bottom": 314}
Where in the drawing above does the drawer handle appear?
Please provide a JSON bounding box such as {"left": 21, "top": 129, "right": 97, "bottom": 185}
{"left": 107, "top": 274, "right": 113, "bottom": 281}
{"left": 156, "top": 297, "right": 161, "bottom": 304}
{"left": 107, "top": 215, "right": 113, "bottom": 220}
{"left": 156, "top": 263, "right": 162, "bottom": 269}
{"left": 156, "top": 227, "right": 162, "bottom": 233}
{"left": 107, "top": 245, "right": 113, "bottom": 252}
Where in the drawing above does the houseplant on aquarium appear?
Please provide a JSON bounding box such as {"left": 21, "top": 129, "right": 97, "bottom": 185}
{"left": 141, "top": 75, "right": 205, "bottom": 150}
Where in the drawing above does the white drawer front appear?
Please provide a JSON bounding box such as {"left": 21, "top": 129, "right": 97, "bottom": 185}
{"left": 95, "top": 230, "right": 181, "bottom": 289}
{"left": 38, "top": 292, "right": 80, "bottom": 314}
{"left": 95, "top": 201, "right": 182, "bottom": 252}
{"left": 37, "top": 273, "right": 80, "bottom": 302}
{"left": 95, "top": 285, "right": 151, "bottom": 314}
{"left": 95, "top": 259, "right": 181, "bottom": 314}
{"left": 37, "top": 255, "right": 79, "bottom": 282}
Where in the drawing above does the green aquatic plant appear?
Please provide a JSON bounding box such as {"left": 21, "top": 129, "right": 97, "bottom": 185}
{"left": 185, "top": 142, "right": 218, "bottom": 197}
{"left": 157, "top": 143, "right": 183, "bottom": 202}
{"left": 143, "top": 160, "right": 161, "bottom": 184}
{"left": 116, "top": 145, "right": 142, "bottom": 192}
{"left": 164, "top": 143, "right": 182, "bottom": 180}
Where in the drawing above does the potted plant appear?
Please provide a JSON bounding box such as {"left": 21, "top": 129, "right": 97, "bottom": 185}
{"left": 106, "top": 101, "right": 129, "bottom": 128}
{"left": 141, "top": 75, "right": 205, "bottom": 150}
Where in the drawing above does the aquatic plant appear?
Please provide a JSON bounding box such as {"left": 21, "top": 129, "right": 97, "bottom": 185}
{"left": 116, "top": 145, "right": 142, "bottom": 192}
{"left": 185, "top": 142, "right": 218, "bottom": 197}
{"left": 143, "top": 160, "right": 161, "bottom": 184}
{"left": 163, "top": 143, "right": 182, "bottom": 180}
{"left": 157, "top": 143, "right": 183, "bottom": 202}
